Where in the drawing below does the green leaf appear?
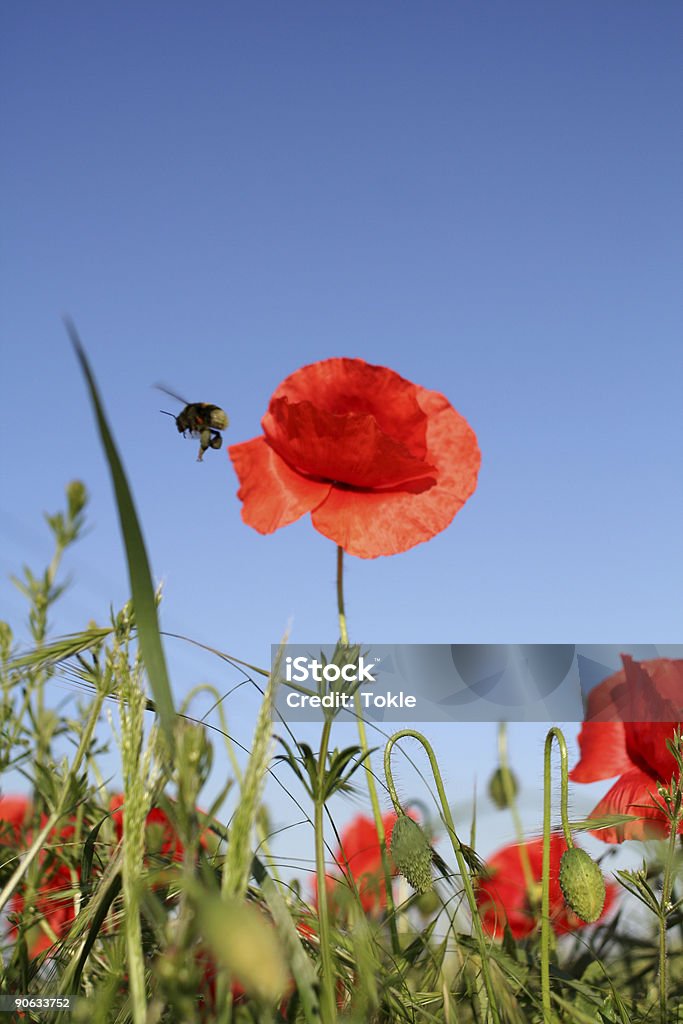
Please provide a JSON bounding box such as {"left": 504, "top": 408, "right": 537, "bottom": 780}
{"left": 66, "top": 319, "right": 176, "bottom": 751}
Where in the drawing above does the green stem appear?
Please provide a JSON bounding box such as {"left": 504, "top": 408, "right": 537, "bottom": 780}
{"left": 384, "top": 730, "right": 500, "bottom": 1024}
{"left": 659, "top": 789, "right": 683, "bottom": 1023}
{"left": 336, "top": 546, "right": 348, "bottom": 646}
{"left": 336, "top": 545, "right": 399, "bottom": 954}
{"left": 315, "top": 715, "right": 337, "bottom": 1024}
{"left": 354, "top": 695, "right": 400, "bottom": 954}
{"left": 496, "top": 723, "right": 536, "bottom": 897}
{"left": 541, "top": 727, "right": 572, "bottom": 1023}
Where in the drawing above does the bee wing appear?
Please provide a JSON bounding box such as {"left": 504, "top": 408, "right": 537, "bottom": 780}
{"left": 154, "top": 382, "right": 191, "bottom": 405}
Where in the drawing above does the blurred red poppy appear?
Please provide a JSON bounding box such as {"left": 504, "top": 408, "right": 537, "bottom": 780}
{"left": 570, "top": 657, "right": 683, "bottom": 842}
{"left": 0, "top": 796, "right": 79, "bottom": 956}
{"left": 476, "top": 834, "right": 617, "bottom": 940}
{"left": 324, "top": 812, "right": 400, "bottom": 914}
{"left": 109, "top": 794, "right": 211, "bottom": 862}
{"left": 0, "top": 795, "right": 32, "bottom": 842}
{"left": 228, "top": 358, "right": 480, "bottom": 558}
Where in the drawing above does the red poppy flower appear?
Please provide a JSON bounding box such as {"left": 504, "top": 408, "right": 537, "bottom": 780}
{"left": 476, "top": 834, "right": 617, "bottom": 940}
{"left": 0, "top": 796, "right": 79, "bottom": 956}
{"left": 0, "top": 794, "right": 32, "bottom": 842}
{"left": 228, "top": 358, "right": 481, "bottom": 558}
{"left": 570, "top": 657, "right": 683, "bottom": 843}
{"left": 109, "top": 795, "right": 211, "bottom": 871}
{"left": 324, "top": 812, "right": 400, "bottom": 914}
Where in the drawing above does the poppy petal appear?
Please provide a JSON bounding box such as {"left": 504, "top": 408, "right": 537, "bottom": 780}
{"left": 264, "top": 397, "right": 435, "bottom": 488}
{"left": 588, "top": 767, "right": 677, "bottom": 842}
{"left": 269, "top": 358, "right": 430, "bottom": 459}
{"left": 229, "top": 436, "right": 332, "bottom": 534}
{"left": 228, "top": 359, "right": 480, "bottom": 558}
{"left": 312, "top": 390, "right": 480, "bottom": 558}
{"left": 623, "top": 721, "right": 680, "bottom": 784}
{"left": 570, "top": 721, "right": 631, "bottom": 783}
{"left": 0, "top": 796, "right": 32, "bottom": 841}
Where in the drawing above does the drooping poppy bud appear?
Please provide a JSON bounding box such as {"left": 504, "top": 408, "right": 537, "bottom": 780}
{"left": 559, "top": 847, "right": 606, "bottom": 923}
{"left": 488, "top": 766, "right": 519, "bottom": 810}
{"left": 390, "top": 814, "right": 433, "bottom": 895}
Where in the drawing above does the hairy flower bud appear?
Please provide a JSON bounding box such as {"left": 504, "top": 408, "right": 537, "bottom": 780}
{"left": 559, "top": 847, "right": 606, "bottom": 923}
{"left": 390, "top": 814, "right": 433, "bottom": 894}
{"left": 488, "top": 766, "right": 518, "bottom": 810}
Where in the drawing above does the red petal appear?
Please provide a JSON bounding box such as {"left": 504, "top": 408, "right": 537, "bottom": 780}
{"left": 581, "top": 657, "right": 683, "bottom": 724}
{"left": 264, "top": 396, "right": 435, "bottom": 488}
{"left": 624, "top": 721, "right": 680, "bottom": 783}
{"left": 0, "top": 795, "right": 32, "bottom": 840}
{"left": 269, "top": 359, "right": 430, "bottom": 459}
{"left": 588, "top": 767, "right": 679, "bottom": 842}
{"left": 641, "top": 658, "right": 683, "bottom": 714}
{"left": 312, "top": 389, "right": 480, "bottom": 557}
{"left": 229, "top": 436, "right": 331, "bottom": 534}
{"left": 570, "top": 721, "right": 632, "bottom": 783}
{"left": 581, "top": 665, "right": 629, "bottom": 722}
{"left": 476, "top": 835, "right": 565, "bottom": 939}
{"left": 617, "top": 658, "right": 682, "bottom": 780}
{"left": 334, "top": 812, "right": 398, "bottom": 880}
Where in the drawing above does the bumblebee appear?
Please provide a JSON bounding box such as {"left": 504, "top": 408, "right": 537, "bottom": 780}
{"left": 157, "top": 385, "right": 229, "bottom": 462}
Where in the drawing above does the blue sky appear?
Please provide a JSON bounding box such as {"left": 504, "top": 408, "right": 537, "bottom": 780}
{"left": 1, "top": 3, "right": 681, "bottom": 869}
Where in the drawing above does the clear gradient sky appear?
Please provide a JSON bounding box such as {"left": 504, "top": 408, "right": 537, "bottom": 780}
{"left": 1, "top": 3, "right": 681, "bottom": 871}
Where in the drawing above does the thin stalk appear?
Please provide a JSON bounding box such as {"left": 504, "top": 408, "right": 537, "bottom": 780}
{"left": 659, "top": 791, "right": 683, "bottom": 1023}
{"left": 541, "top": 727, "right": 572, "bottom": 1023}
{"left": 496, "top": 723, "right": 536, "bottom": 898}
{"left": 315, "top": 715, "right": 337, "bottom": 1024}
{"left": 336, "top": 546, "right": 348, "bottom": 646}
{"left": 384, "top": 730, "right": 500, "bottom": 1024}
{"left": 354, "top": 694, "right": 400, "bottom": 954}
{"left": 335, "top": 546, "right": 399, "bottom": 953}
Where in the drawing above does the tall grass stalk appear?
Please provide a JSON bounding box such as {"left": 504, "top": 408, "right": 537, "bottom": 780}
{"left": 314, "top": 712, "right": 338, "bottom": 1024}
{"left": 658, "top": 732, "right": 683, "bottom": 1024}
{"left": 117, "top": 651, "right": 158, "bottom": 1024}
{"left": 222, "top": 647, "right": 280, "bottom": 901}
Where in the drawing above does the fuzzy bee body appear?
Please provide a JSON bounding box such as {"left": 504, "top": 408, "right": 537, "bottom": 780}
{"left": 157, "top": 386, "right": 229, "bottom": 461}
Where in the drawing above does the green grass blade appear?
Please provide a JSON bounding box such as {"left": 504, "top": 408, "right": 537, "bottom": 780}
{"left": 66, "top": 318, "right": 176, "bottom": 750}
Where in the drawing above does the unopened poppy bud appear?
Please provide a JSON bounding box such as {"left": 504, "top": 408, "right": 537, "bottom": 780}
{"left": 415, "top": 889, "right": 440, "bottom": 915}
{"left": 559, "top": 847, "right": 606, "bottom": 923}
{"left": 488, "top": 766, "right": 518, "bottom": 810}
{"left": 390, "top": 814, "right": 433, "bottom": 894}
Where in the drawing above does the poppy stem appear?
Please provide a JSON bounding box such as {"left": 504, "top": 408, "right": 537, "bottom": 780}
{"left": 541, "top": 726, "right": 572, "bottom": 1023}
{"left": 496, "top": 723, "right": 536, "bottom": 900}
{"left": 384, "top": 730, "right": 500, "bottom": 1024}
{"left": 336, "top": 546, "right": 349, "bottom": 645}
{"left": 335, "top": 545, "right": 400, "bottom": 953}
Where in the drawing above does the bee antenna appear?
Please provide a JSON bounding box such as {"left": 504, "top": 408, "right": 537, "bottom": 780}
{"left": 160, "top": 409, "right": 176, "bottom": 419}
